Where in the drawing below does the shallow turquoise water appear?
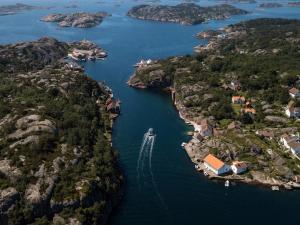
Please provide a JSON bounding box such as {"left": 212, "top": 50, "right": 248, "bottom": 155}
{"left": 1, "top": 1, "right": 300, "bottom": 225}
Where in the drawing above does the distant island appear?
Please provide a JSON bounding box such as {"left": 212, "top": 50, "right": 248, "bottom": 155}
{"left": 259, "top": 3, "right": 283, "bottom": 8}
{"left": 127, "top": 3, "right": 248, "bottom": 25}
{"left": 0, "top": 37, "right": 122, "bottom": 224}
{"left": 128, "top": 19, "right": 300, "bottom": 190}
{"left": 217, "top": 0, "right": 257, "bottom": 3}
{"left": 41, "top": 12, "right": 109, "bottom": 28}
{"left": 288, "top": 2, "right": 300, "bottom": 7}
{"left": 0, "top": 3, "right": 45, "bottom": 16}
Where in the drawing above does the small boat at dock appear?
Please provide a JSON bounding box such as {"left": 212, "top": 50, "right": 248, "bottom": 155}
{"left": 181, "top": 142, "right": 186, "bottom": 148}
{"left": 225, "top": 180, "right": 230, "bottom": 187}
{"left": 271, "top": 186, "right": 279, "bottom": 191}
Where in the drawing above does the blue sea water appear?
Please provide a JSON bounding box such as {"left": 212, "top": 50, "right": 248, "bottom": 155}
{"left": 0, "top": 0, "right": 300, "bottom": 224}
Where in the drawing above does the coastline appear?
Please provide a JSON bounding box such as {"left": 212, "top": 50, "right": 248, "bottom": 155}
{"left": 172, "top": 91, "right": 300, "bottom": 190}
{"left": 128, "top": 76, "right": 300, "bottom": 191}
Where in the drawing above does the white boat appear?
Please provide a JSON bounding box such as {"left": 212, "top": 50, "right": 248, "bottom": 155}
{"left": 148, "top": 128, "right": 154, "bottom": 136}
{"left": 195, "top": 164, "right": 199, "bottom": 169}
{"left": 181, "top": 142, "right": 186, "bottom": 148}
{"left": 225, "top": 180, "right": 230, "bottom": 187}
{"left": 271, "top": 186, "right": 279, "bottom": 191}
{"left": 204, "top": 171, "right": 208, "bottom": 176}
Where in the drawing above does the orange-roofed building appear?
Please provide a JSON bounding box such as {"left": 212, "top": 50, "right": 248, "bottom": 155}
{"left": 232, "top": 96, "right": 245, "bottom": 104}
{"left": 242, "top": 108, "right": 256, "bottom": 114}
{"left": 203, "top": 154, "right": 231, "bottom": 175}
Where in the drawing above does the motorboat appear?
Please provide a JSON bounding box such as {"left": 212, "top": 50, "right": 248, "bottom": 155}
{"left": 271, "top": 186, "right": 279, "bottom": 191}
{"left": 148, "top": 128, "right": 154, "bottom": 136}
{"left": 225, "top": 180, "right": 230, "bottom": 187}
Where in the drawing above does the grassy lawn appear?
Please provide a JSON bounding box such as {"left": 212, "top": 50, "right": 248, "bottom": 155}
{"left": 232, "top": 103, "right": 241, "bottom": 116}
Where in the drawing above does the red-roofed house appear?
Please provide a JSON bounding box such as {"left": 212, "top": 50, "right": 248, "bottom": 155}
{"left": 203, "top": 154, "right": 231, "bottom": 175}
{"left": 232, "top": 96, "right": 245, "bottom": 104}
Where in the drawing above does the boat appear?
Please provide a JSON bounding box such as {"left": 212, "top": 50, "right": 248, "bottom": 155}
{"left": 181, "top": 142, "right": 186, "bottom": 148}
{"left": 195, "top": 164, "right": 199, "bottom": 169}
{"left": 204, "top": 171, "right": 208, "bottom": 176}
{"left": 271, "top": 186, "right": 279, "bottom": 191}
{"left": 148, "top": 128, "right": 154, "bottom": 136}
{"left": 225, "top": 180, "right": 230, "bottom": 187}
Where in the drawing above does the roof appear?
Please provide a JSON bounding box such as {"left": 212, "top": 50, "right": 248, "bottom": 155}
{"left": 289, "top": 87, "right": 299, "bottom": 95}
{"left": 294, "top": 107, "right": 300, "bottom": 113}
{"left": 232, "top": 161, "right": 247, "bottom": 169}
{"left": 232, "top": 96, "right": 245, "bottom": 101}
{"left": 243, "top": 108, "right": 256, "bottom": 114}
{"left": 199, "top": 119, "right": 212, "bottom": 131}
{"left": 257, "top": 130, "right": 274, "bottom": 138}
{"left": 203, "top": 154, "right": 224, "bottom": 170}
{"left": 287, "top": 100, "right": 295, "bottom": 110}
{"left": 288, "top": 140, "right": 300, "bottom": 149}
{"left": 281, "top": 134, "right": 299, "bottom": 143}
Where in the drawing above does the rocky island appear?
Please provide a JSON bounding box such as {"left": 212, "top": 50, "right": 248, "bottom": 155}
{"left": 41, "top": 12, "right": 109, "bottom": 28}
{"left": 128, "top": 19, "right": 300, "bottom": 190}
{"left": 288, "top": 2, "right": 300, "bottom": 7}
{"left": 259, "top": 3, "right": 283, "bottom": 8}
{"left": 0, "top": 3, "right": 44, "bottom": 16}
{"left": 0, "top": 37, "right": 122, "bottom": 224}
{"left": 127, "top": 3, "right": 248, "bottom": 25}
{"left": 218, "top": 0, "right": 257, "bottom": 3}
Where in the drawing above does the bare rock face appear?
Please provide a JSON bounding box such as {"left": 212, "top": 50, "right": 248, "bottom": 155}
{"left": 41, "top": 12, "right": 109, "bottom": 28}
{"left": 0, "top": 187, "right": 19, "bottom": 213}
{"left": 0, "top": 37, "right": 68, "bottom": 72}
{"left": 0, "top": 160, "right": 22, "bottom": 181}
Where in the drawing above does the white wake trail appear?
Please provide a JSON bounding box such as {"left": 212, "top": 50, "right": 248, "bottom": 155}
{"left": 148, "top": 135, "right": 169, "bottom": 211}
{"left": 137, "top": 133, "right": 148, "bottom": 184}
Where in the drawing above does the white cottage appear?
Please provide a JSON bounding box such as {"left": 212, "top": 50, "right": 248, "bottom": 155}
{"left": 289, "top": 87, "right": 300, "bottom": 98}
{"left": 285, "top": 101, "right": 300, "bottom": 118}
{"left": 280, "top": 134, "right": 300, "bottom": 155}
{"left": 231, "top": 161, "right": 247, "bottom": 174}
{"left": 203, "top": 154, "right": 231, "bottom": 175}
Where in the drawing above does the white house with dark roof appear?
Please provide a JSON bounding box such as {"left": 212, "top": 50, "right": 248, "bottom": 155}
{"left": 280, "top": 134, "right": 300, "bottom": 155}
{"left": 231, "top": 161, "right": 247, "bottom": 174}
{"left": 289, "top": 87, "right": 300, "bottom": 98}
{"left": 285, "top": 101, "right": 300, "bottom": 118}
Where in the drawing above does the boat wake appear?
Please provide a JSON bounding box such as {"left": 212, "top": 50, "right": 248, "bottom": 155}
{"left": 137, "top": 128, "right": 168, "bottom": 210}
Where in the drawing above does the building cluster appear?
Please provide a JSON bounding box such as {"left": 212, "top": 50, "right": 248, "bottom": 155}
{"left": 106, "top": 97, "right": 121, "bottom": 115}
{"left": 68, "top": 48, "right": 107, "bottom": 61}
{"left": 203, "top": 154, "right": 247, "bottom": 176}
{"left": 134, "top": 59, "right": 153, "bottom": 68}
{"left": 231, "top": 95, "right": 256, "bottom": 116}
